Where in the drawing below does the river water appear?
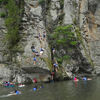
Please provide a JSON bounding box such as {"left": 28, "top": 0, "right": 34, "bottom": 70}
{"left": 0, "top": 77, "right": 100, "bottom": 100}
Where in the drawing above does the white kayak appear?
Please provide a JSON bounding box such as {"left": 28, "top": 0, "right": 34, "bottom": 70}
{"left": 18, "top": 84, "right": 25, "bottom": 87}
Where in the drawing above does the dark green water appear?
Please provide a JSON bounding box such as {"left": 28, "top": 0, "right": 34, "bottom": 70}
{"left": 0, "top": 77, "right": 100, "bottom": 100}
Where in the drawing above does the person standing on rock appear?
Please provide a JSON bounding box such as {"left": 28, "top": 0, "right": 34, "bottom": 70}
{"left": 35, "top": 51, "right": 40, "bottom": 56}
{"left": 52, "top": 48, "right": 55, "bottom": 54}
{"left": 53, "top": 62, "right": 58, "bottom": 72}
{"left": 33, "top": 56, "right": 36, "bottom": 65}
{"left": 31, "top": 44, "right": 39, "bottom": 56}
{"left": 51, "top": 70, "right": 55, "bottom": 80}
{"left": 38, "top": 33, "right": 42, "bottom": 42}
{"left": 40, "top": 47, "right": 44, "bottom": 56}
{"left": 31, "top": 44, "right": 36, "bottom": 55}
{"left": 43, "top": 31, "right": 46, "bottom": 41}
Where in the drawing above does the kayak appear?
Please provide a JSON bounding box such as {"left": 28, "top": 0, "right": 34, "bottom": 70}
{"left": 18, "top": 84, "right": 25, "bottom": 87}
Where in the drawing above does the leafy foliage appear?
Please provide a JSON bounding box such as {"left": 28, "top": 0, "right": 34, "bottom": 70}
{"left": 70, "top": 41, "right": 77, "bottom": 45}
{"left": 57, "top": 58, "right": 63, "bottom": 64}
{"left": 48, "top": 25, "right": 78, "bottom": 65}
{"left": 38, "top": 0, "right": 45, "bottom": 5}
{"left": 0, "top": 12, "right": 6, "bottom": 18}
{"left": 63, "top": 55, "right": 70, "bottom": 60}
{"left": 50, "top": 25, "right": 77, "bottom": 48}
{"left": 5, "top": 0, "right": 21, "bottom": 50}
{"left": 0, "top": 0, "right": 8, "bottom": 4}
{"left": 59, "top": 0, "right": 64, "bottom": 9}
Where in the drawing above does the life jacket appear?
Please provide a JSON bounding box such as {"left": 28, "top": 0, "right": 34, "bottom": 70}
{"left": 33, "top": 87, "right": 37, "bottom": 91}
{"left": 16, "top": 91, "right": 20, "bottom": 95}
{"left": 54, "top": 63, "right": 58, "bottom": 67}
{"left": 83, "top": 77, "right": 87, "bottom": 80}
{"left": 33, "top": 78, "right": 37, "bottom": 83}
{"left": 74, "top": 77, "right": 77, "bottom": 81}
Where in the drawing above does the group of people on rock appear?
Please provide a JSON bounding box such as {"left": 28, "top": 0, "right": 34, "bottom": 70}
{"left": 31, "top": 31, "right": 46, "bottom": 65}
{"left": 31, "top": 30, "right": 59, "bottom": 81}
{"left": 38, "top": 32, "right": 46, "bottom": 42}
{"left": 31, "top": 44, "right": 45, "bottom": 65}
{"left": 50, "top": 61, "right": 59, "bottom": 80}
{"left": 31, "top": 31, "right": 58, "bottom": 74}
{"left": 51, "top": 47, "right": 59, "bottom": 80}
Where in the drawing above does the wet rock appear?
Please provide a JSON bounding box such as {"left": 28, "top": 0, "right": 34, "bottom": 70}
{"left": 0, "top": 64, "right": 12, "bottom": 82}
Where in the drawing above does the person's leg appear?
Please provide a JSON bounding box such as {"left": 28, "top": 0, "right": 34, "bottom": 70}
{"left": 55, "top": 67, "right": 58, "bottom": 72}
{"left": 32, "top": 52, "right": 35, "bottom": 56}
{"left": 33, "top": 58, "right": 36, "bottom": 65}
{"left": 34, "top": 60, "right": 36, "bottom": 65}
{"left": 51, "top": 75, "right": 54, "bottom": 80}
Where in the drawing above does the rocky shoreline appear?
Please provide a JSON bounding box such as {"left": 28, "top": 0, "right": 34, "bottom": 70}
{"left": 0, "top": 64, "right": 95, "bottom": 84}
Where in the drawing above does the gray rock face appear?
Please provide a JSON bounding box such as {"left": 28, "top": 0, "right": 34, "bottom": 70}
{"left": 0, "top": 8, "right": 8, "bottom": 63}
{"left": 79, "top": 0, "right": 100, "bottom": 75}
{"left": 0, "top": 64, "right": 51, "bottom": 83}
{"left": 0, "top": 64, "right": 11, "bottom": 82}
{"left": 63, "top": 0, "right": 73, "bottom": 25}
{"left": 50, "top": 0, "right": 60, "bottom": 21}
{"left": 17, "top": 0, "right": 51, "bottom": 70}
{"left": 0, "top": 0, "right": 100, "bottom": 83}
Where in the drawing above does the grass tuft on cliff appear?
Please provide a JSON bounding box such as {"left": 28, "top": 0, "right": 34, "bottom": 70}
{"left": 0, "top": 12, "right": 6, "bottom": 18}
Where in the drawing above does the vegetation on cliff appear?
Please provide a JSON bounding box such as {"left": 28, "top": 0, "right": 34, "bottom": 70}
{"left": 0, "top": 0, "right": 8, "bottom": 4}
{"left": 38, "top": 0, "right": 45, "bottom": 5}
{"left": 0, "top": 0, "right": 24, "bottom": 52}
{"left": 0, "top": 12, "right": 6, "bottom": 18}
{"left": 5, "top": 0, "right": 21, "bottom": 50}
{"left": 0, "top": 0, "right": 24, "bottom": 63}
{"left": 48, "top": 25, "right": 78, "bottom": 66}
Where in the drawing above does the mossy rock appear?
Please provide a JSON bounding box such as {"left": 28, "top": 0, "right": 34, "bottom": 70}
{"left": 42, "top": 57, "right": 52, "bottom": 71}
{"left": 0, "top": 12, "right": 6, "bottom": 18}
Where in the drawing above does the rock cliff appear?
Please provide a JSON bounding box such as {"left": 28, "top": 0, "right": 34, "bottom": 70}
{"left": 0, "top": 0, "right": 100, "bottom": 83}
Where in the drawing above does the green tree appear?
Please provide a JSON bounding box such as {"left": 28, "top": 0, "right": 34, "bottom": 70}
{"left": 5, "top": 0, "right": 21, "bottom": 50}
{"left": 51, "top": 25, "right": 77, "bottom": 48}
{"left": 48, "top": 25, "right": 78, "bottom": 65}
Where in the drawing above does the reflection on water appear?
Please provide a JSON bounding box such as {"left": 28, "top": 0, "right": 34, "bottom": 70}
{"left": 0, "top": 77, "right": 100, "bottom": 100}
